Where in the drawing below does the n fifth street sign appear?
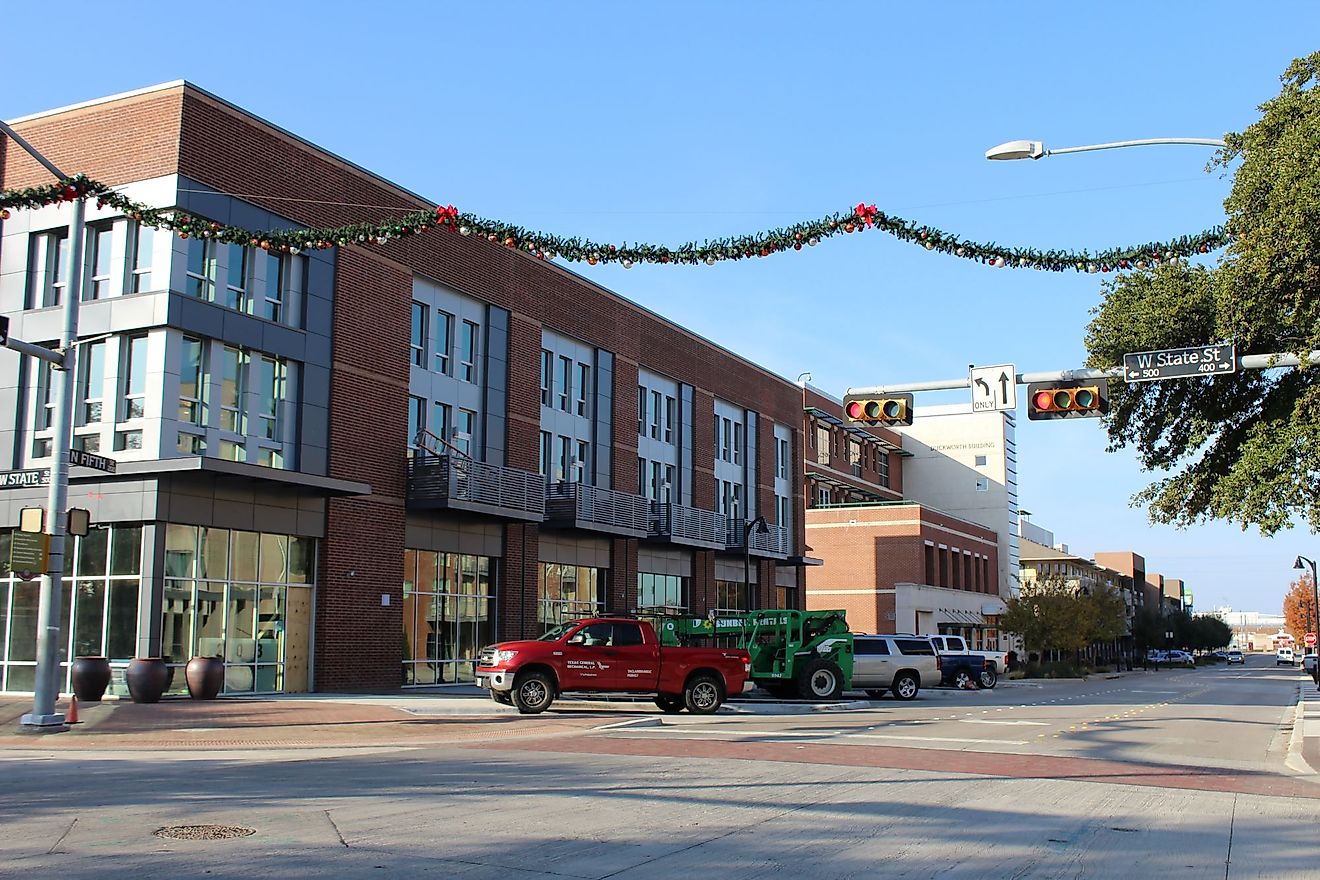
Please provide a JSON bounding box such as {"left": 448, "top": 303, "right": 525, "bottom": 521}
{"left": 1123, "top": 343, "right": 1237, "bottom": 383}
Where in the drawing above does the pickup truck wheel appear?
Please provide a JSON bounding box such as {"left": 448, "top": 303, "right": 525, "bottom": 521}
{"left": 654, "top": 695, "right": 684, "bottom": 714}
{"left": 796, "top": 658, "right": 844, "bottom": 700}
{"left": 977, "top": 667, "right": 998, "bottom": 689}
{"left": 952, "top": 670, "right": 974, "bottom": 690}
{"left": 892, "top": 673, "right": 919, "bottom": 701}
{"left": 684, "top": 674, "right": 725, "bottom": 714}
{"left": 512, "top": 671, "right": 555, "bottom": 714}
{"left": 490, "top": 690, "right": 513, "bottom": 705}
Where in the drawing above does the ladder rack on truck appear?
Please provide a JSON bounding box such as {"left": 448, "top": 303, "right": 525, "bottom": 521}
{"left": 650, "top": 609, "right": 854, "bottom": 700}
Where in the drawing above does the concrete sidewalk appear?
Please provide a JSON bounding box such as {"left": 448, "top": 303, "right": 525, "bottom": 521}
{"left": 1287, "top": 684, "right": 1320, "bottom": 775}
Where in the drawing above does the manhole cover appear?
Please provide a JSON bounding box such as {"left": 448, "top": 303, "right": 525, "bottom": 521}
{"left": 154, "top": 824, "right": 256, "bottom": 841}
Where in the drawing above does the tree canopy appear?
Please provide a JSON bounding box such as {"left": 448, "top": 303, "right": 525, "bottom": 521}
{"left": 1084, "top": 52, "right": 1320, "bottom": 535}
{"left": 1283, "top": 572, "right": 1318, "bottom": 643}
{"left": 1001, "top": 578, "right": 1129, "bottom": 654}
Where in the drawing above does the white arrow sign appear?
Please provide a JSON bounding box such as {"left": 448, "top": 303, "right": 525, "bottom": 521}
{"left": 970, "top": 364, "right": 1017, "bottom": 413}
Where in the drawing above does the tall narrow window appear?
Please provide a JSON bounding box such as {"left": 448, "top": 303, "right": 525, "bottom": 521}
{"left": 651, "top": 461, "right": 662, "bottom": 500}
{"left": 558, "top": 435, "right": 572, "bottom": 482}
{"left": 432, "top": 402, "right": 451, "bottom": 451}
{"left": 558, "top": 355, "right": 572, "bottom": 411}
{"left": 650, "top": 391, "right": 661, "bottom": 439}
{"left": 722, "top": 418, "right": 733, "bottom": 462}
{"left": 435, "top": 311, "right": 453, "bottom": 374}
{"left": 459, "top": 320, "right": 478, "bottom": 383}
{"left": 540, "top": 432, "right": 552, "bottom": 476}
{"left": 36, "top": 359, "right": 55, "bottom": 432}
{"left": 663, "top": 396, "right": 674, "bottom": 443}
{"left": 638, "top": 386, "right": 647, "bottom": 436}
{"left": 576, "top": 440, "right": 590, "bottom": 483}
{"left": 224, "top": 244, "right": 252, "bottom": 312}
{"left": 456, "top": 409, "right": 475, "bottom": 456}
{"left": 263, "top": 251, "right": 285, "bottom": 322}
{"left": 664, "top": 464, "right": 675, "bottom": 502}
{"left": 776, "top": 437, "right": 788, "bottom": 478}
{"left": 179, "top": 337, "right": 207, "bottom": 425}
{"left": 85, "top": 223, "right": 113, "bottom": 300}
{"left": 122, "top": 335, "right": 148, "bottom": 421}
{"left": 777, "top": 495, "right": 789, "bottom": 526}
{"left": 638, "top": 457, "right": 647, "bottom": 495}
{"left": 259, "top": 356, "right": 286, "bottom": 440}
{"left": 130, "top": 223, "right": 154, "bottom": 293}
{"left": 28, "top": 229, "right": 69, "bottom": 308}
{"left": 410, "top": 302, "right": 427, "bottom": 367}
{"left": 79, "top": 340, "right": 106, "bottom": 424}
{"left": 539, "top": 350, "right": 553, "bottom": 406}
{"left": 733, "top": 422, "right": 743, "bottom": 465}
{"left": 186, "top": 236, "right": 217, "bottom": 301}
{"left": 407, "top": 396, "right": 425, "bottom": 453}
{"left": 220, "top": 346, "right": 248, "bottom": 434}
{"left": 576, "top": 363, "right": 590, "bottom": 417}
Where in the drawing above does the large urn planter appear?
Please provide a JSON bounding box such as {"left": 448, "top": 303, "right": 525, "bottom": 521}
{"left": 70, "top": 656, "right": 112, "bottom": 702}
{"left": 126, "top": 657, "right": 170, "bottom": 704}
{"left": 185, "top": 656, "right": 225, "bottom": 700}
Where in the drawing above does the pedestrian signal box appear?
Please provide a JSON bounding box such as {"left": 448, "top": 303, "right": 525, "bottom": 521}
{"left": 1027, "top": 380, "right": 1109, "bottom": 420}
{"left": 843, "top": 393, "right": 914, "bottom": 427}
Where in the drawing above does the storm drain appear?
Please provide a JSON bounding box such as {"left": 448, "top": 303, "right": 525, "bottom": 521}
{"left": 154, "top": 824, "right": 256, "bottom": 841}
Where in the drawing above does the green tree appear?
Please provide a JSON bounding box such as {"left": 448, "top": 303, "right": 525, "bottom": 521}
{"left": 1130, "top": 606, "right": 1166, "bottom": 652}
{"left": 1084, "top": 52, "right": 1320, "bottom": 535}
{"left": 1002, "top": 577, "right": 1127, "bottom": 655}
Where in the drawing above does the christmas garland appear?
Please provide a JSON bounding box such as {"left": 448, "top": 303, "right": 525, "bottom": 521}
{"left": 0, "top": 175, "right": 1227, "bottom": 273}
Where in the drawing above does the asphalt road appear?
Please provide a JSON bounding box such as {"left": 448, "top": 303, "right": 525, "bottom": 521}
{"left": 2, "top": 654, "right": 1316, "bottom": 879}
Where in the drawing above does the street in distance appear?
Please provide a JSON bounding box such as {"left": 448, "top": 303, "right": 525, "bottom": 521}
{"left": 1123, "top": 343, "right": 1236, "bottom": 383}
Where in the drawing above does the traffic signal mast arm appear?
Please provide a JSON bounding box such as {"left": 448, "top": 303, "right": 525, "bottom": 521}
{"left": 846, "top": 349, "right": 1320, "bottom": 397}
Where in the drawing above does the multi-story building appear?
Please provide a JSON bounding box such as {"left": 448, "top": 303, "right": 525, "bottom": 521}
{"left": 0, "top": 82, "right": 808, "bottom": 696}
{"left": 801, "top": 386, "right": 1005, "bottom": 649}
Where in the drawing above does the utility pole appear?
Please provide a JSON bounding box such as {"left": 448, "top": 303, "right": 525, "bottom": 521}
{"left": 1, "top": 119, "right": 85, "bottom": 731}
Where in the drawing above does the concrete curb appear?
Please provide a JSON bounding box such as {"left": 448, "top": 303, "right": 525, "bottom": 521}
{"left": 1285, "top": 685, "right": 1314, "bottom": 775}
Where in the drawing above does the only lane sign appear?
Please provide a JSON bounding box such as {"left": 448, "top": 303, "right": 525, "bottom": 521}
{"left": 1123, "top": 343, "right": 1236, "bottom": 383}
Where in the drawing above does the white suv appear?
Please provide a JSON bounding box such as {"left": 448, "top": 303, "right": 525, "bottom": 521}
{"left": 1276, "top": 647, "right": 1296, "bottom": 666}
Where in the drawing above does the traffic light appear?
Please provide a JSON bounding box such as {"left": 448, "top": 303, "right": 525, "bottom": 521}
{"left": 1027, "top": 380, "right": 1109, "bottom": 420}
{"left": 843, "top": 392, "right": 914, "bottom": 427}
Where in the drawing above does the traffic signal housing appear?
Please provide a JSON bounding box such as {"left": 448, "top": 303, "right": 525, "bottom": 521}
{"left": 1027, "top": 380, "right": 1109, "bottom": 420}
{"left": 843, "top": 392, "right": 914, "bottom": 427}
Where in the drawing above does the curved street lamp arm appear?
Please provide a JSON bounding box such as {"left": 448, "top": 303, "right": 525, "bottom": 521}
{"left": 1046, "top": 138, "right": 1226, "bottom": 156}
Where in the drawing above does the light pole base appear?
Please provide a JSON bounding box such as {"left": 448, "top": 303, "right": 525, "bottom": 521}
{"left": 18, "top": 712, "right": 68, "bottom": 733}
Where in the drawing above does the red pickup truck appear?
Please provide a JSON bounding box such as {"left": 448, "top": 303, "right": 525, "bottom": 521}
{"left": 475, "top": 617, "right": 753, "bottom": 715}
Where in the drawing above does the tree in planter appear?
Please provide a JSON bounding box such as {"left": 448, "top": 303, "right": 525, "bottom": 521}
{"left": 1085, "top": 52, "right": 1320, "bottom": 536}
{"left": 1001, "top": 577, "right": 1129, "bottom": 668}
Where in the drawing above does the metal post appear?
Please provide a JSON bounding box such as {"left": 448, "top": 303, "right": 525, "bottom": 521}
{"left": 4, "top": 122, "right": 85, "bottom": 730}
{"left": 1299, "top": 555, "right": 1319, "bottom": 690}
{"left": 743, "top": 522, "right": 752, "bottom": 612}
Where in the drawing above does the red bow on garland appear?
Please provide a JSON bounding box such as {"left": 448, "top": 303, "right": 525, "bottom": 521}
{"left": 854, "top": 203, "right": 878, "bottom": 227}
{"left": 436, "top": 204, "right": 459, "bottom": 227}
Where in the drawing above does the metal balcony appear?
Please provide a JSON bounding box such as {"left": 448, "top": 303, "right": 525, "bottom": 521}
{"left": 545, "top": 482, "right": 650, "bottom": 537}
{"left": 407, "top": 454, "right": 544, "bottom": 521}
{"left": 726, "top": 518, "right": 792, "bottom": 558}
{"left": 647, "top": 502, "right": 728, "bottom": 550}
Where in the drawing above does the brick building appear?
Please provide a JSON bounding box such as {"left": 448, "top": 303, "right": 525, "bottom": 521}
{"left": 0, "top": 82, "right": 808, "bottom": 695}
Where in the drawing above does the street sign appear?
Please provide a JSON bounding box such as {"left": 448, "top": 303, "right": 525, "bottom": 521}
{"left": 68, "top": 449, "right": 116, "bottom": 473}
{"left": 1306, "top": 632, "right": 1316, "bottom": 648}
{"left": 9, "top": 531, "right": 49, "bottom": 581}
{"left": 1123, "top": 343, "right": 1236, "bottom": 383}
{"left": 970, "top": 364, "right": 1017, "bottom": 413}
{"left": 0, "top": 469, "right": 51, "bottom": 490}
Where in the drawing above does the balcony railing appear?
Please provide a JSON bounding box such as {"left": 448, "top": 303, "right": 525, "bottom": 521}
{"left": 545, "top": 482, "right": 650, "bottom": 537}
{"left": 648, "top": 502, "right": 728, "bottom": 550}
{"left": 726, "top": 518, "right": 792, "bottom": 558}
{"left": 407, "top": 454, "right": 544, "bottom": 521}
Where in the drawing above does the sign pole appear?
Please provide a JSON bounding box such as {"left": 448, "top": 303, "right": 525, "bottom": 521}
{"left": 16, "top": 165, "right": 85, "bottom": 732}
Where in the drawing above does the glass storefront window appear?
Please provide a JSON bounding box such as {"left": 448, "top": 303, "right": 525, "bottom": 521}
{"left": 638, "top": 573, "right": 687, "bottom": 612}
{"left": 401, "top": 550, "right": 497, "bottom": 686}
{"left": 537, "top": 563, "right": 604, "bottom": 629}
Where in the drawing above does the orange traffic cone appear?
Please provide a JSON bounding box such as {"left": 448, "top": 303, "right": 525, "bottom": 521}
{"left": 66, "top": 695, "right": 80, "bottom": 725}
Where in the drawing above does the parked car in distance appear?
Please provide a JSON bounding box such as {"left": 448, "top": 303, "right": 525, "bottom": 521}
{"left": 1165, "top": 650, "right": 1195, "bottom": 668}
{"left": 1145, "top": 650, "right": 1168, "bottom": 663}
{"left": 1226, "top": 650, "right": 1245, "bottom": 665}
{"left": 851, "top": 635, "right": 940, "bottom": 701}
{"left": 1276, "top": 647, "right": 1296, "bottom": 666}
{"left": 1303, "top": 652, "right": 1317, "bottom": 674}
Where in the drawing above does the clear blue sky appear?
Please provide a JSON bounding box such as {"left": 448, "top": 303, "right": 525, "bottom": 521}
{"left": 5, "top": 2, "right": 1317, "bottom": 615}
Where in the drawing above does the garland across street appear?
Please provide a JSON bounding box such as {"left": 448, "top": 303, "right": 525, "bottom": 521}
{"left": 0, "top": 175, "right": 1228, "bottom": 273}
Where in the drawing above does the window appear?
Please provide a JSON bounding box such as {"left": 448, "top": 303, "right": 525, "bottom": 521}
{"left": 220, "top": 346, "right": 248, "bottom": 434}
{"left": 407, "top": 396, "right": 425, "bottom": 453}
{"left": 537, "top": 563, "right": 603, "bottom": 628}
{"left": 218, "top": 439, "right": 245, "bottom": 461}
{"left": 816, "top": 486, "right": 831, "bottom": 507}
{"left": 638, "top": 573, "right": 687, "bottom": 611}
{"left": 29, "top": 229, "right": 69, "bottom": 308}
{"left": 854, "top": 638, "right": 890, "bottom": 656}
{"left": 893, "top": 639, "right": 935, "bottom": 656}
{"left": 179, "top": 337, "right": 207, "bottom": 425}
{"left": 224, "top": 244, "right": 252, "bottom": 312}
{"left": 72, "top": 433, "right": 101, "bottom": 453}
{"left": 456, "top": 409, "right": 475, "bottom": 456}
{"left": 558, "top": 435, "right": 572, "bottom": 482}
{"left": 122, "top": 335, "right": 148, "bottom": 421}
{"left": 638, "top": 457, "right": 646, "bottom": 495}
{"left": 178, "top": 432, "right": 206, "bottom": 454}
{"left": 815, "top": 426, "right": 830, "bottom": 465}
{"left": 975, "top": 477, "right": 990, "bottom": 492}
{"left": 540, "top": 432, "right": 552, "bottom": 476}
{"left": 186, "top": 236, "right": 217, "bottom": 301}
{"left": 663, "top": 396, "right": 674, "bottom": 443}
{"left": 776, "top": 495, "right": 789, "bottom": 526}
{"left": 651, "top": 461, "right": 662, "bottom": 500}
{"left": 733, "top": 422, "right": 742, "bottom": 465}
{"left": 847, "top": 439, "right": 861, "bottom": 466}
{"left": 433, "top": 311, "right": 453, "bottom": 374}
{"left": 577, "top": 440, "right": 590, "bottom": 483}
{"left": 79, "top": 340, "right": 106, "bottom": 425}
{"left": 638, "top": 386, "right": 647, "bottom": 436}
{"left": 258, "top": 356, "right": 286, "bottom": 440}
{"left": 84, "top": 223, "right": 113, "bottom": 300}
{"left": 263, "top": 251, "right": 285, "bottom": 323}
{"left": 776, "top": 437, "right": 789, "bottom": 479}
{"left": 715, "top": 580, "right": 748, "bottom": 613}
{"left": 975, "top": 454, "right": 988, "bottom": 467}
{"left": 130, "top": 223, "right": 154, "bottom": 293}
{"left": 577, "top": 363, "right": 591, "bottom": 417}
{"left": 878, "top": 451, "right": 890, "bottom": 487}
{"left": 558, "top": 355, "right": 572, "bottom": 411}
{"left": 722, "top": 418, "right": 733, "bottom": 462}
{"left": 540, "top": 350, "right": 553, "bottom": 406}
{"left": 459, "top": 320, "right": 478, "bottom": 382}
{"left": 433, "top": 403, "right": 451, "bottom": 451}
{"left": 664, "top": 465, "right": 674, "bottom": 502}
{"left": 650, "top": 391, "right": 661, "bottom": 439}
{"left": 410, "top": 302, "right": 427, "bottom": 367}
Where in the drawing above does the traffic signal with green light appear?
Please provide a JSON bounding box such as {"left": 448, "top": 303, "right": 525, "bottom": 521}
{"left": 843, "top": 393, "right": 914, "bottom": 426}
{"left": 1026, "top": 380, "right": 1109, "bottom": 420}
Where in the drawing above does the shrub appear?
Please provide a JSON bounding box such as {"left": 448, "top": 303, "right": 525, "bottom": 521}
{"left": 1022, "top": 660, "right": 1086, "bottom": 679}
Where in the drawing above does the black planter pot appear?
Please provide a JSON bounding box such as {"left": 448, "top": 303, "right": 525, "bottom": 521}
{"left": 126, "top": 657, "right": 170, "bottom": 704}
{"left": 185, "top": 656, "right": 225, "bottom": 700}
{"left": 70, "top": 656, "right": 111, "bottom": 702}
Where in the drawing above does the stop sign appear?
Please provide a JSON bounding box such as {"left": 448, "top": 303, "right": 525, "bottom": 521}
{"left": 1306, "top": 633, "right": 1317, "bottom": 647}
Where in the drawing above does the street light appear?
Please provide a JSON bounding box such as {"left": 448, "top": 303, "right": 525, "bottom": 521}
{"left": 1293, "top": 555, "right": 1319, "bottom": 689}
{"left": 744, "top": 515, "right": 769, "bottom": 610}
{"left": 985, "top": 137, "right": 1226, "bottom": 161}
{"left": 0, "top": 120, "right": 87, "bottom": 731}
